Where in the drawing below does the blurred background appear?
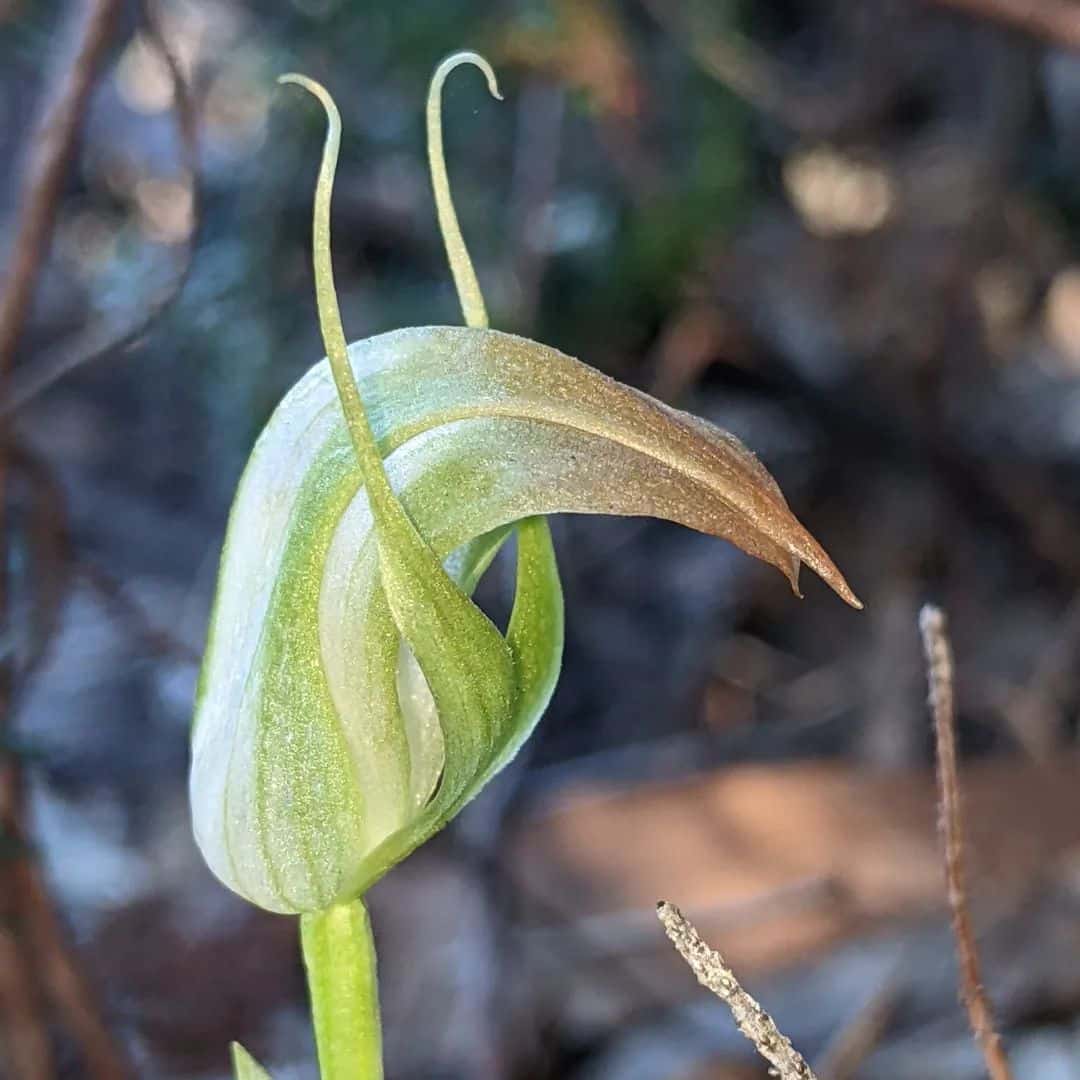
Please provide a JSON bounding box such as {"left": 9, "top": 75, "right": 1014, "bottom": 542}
{"left": 4, "top": 0, "right": 1080, "bottom": 1076}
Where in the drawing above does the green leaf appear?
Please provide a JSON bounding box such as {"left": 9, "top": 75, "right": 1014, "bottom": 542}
{"left": 230, "top": 1042, "right": 271, "bottom": 1080}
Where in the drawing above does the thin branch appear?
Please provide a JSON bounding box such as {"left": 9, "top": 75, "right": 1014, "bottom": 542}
{"left": 0, "top": 786, "right": 129, "bottom": 1080}
{"left": 0, "top": 753, "right": 53, "bottom": 1080}
{"left": 999, "top": 591, "right": 1080, "bottom": 757}
{"left": 2, "top": 0, "right": 202, "bottom": 417}
{"left": 8, "top": 439, "right": 75, "bottom": 701}
{"left": 919, "top": 605, "right": 1015, "bottom": 1080}
{"left": 6, "top": 448, "right": 140, "bottom": 1079}
{"left": 815, "top": 972, "right": 900, "bottom": 1080}
{"left": 0, "top": 925, "right": 53, "bottom": 1080}
{"left": 656, "top": 900, "right": 817, "bottom": 1080}
{"left": 0, "top": 4, "right": 132, "bottom": 1077}
{"left": 80, "top": 560, "right": 200, "bottom": 666}
{"left": 926, "top": 0, "right": 1080, "bottom": 52}
{"left": 14, "top": 858, "right": 130, "bottom": 1079}
{"left": 638, "top": 0, "right": 795, "bottom": 123}
{"left": 638, "top": 0, "right": 898, "bottom": 139}
{"left": 0, "top": 691, "right": 53, "bottom": 1080}
{"left": 649, "top": 0, "right": 1080, "bottom": 123}
{"left": 0, "top": 0, "right": 122, "bottom": 378}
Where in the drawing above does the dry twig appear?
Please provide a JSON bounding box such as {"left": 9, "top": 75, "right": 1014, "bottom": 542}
{"left": 638, "top": 0, "right": 797, "bottom": 125}
{"left": 0, "top": 3, "right": 132, "bottom": 1076}
{"left": 2, "top": 0, "right": 201, "bottom": 417}
{"left": 638, "top": 0, "right": 899, "bottom": 139}
{"left": 0, "top": 803, "right": 53, "bottom": 1080}
{"left": 8, "top": 439, "right": 75, "bottom": 698}
{"left": 14, "top": 858, "right": 130, "bottom": 1079}
{"left": 814, "top": 972, "right": 900, "bottom": 1080}
{"left": 997, "top": 591, "right": 1080, "bottom": 757}
{"left": 927, "top": 0, "right": 1080, "bottom": 52}
{"left": 0, "top": 927, "right": 53, "bottom": 1080}
{"left": 0, "top": 0, "right": 122, "bottom": 380}
{"left": 919, "top": 605, "right": 1014, "bottom": 1080}
{"left": 80, "top": 560, "right": 200, "bottom": 666}
{"left": 656, "top": 900, "right": 817, "bottom": 1080}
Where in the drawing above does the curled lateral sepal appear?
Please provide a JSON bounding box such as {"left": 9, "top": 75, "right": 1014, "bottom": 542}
{"left": 275, "top": 72, "right": 521, "bottom": 852}
{"left": 190, "top": 60, "right": 859, "bottom": 918}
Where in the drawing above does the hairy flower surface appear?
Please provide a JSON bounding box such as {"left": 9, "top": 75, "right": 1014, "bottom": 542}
{"left": 190, "top": 57, "right": 860, "bottom": 916}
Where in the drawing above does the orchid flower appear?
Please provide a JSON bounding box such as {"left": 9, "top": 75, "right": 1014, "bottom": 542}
{"left": 190, "top": 52, "right": 859, "bottom": 1079}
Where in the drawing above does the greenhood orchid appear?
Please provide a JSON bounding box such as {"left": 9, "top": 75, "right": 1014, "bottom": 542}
{"left": 190, "top": 53, "right": 860, "bottom": 920}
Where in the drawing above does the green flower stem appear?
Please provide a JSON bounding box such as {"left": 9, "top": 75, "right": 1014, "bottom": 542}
{"left": 300, "top": 900, "right": 383, "bottom": 1080}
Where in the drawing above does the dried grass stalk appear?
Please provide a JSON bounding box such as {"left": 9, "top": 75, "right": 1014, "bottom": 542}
{"left": 920, "top": 604, "right": 1014, "bottom": 1080}
{"left": 656, "top": 900, "right": 817, "bottom": 1080}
